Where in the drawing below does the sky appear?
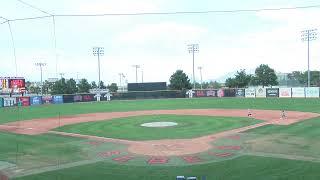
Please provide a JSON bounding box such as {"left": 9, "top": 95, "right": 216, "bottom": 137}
{"left": 1, "top": 0, "right": 320, "bottom": 85}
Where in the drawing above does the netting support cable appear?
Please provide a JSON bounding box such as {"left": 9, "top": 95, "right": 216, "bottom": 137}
{"left": 8, "top": 21, "right": 18, "bottom": 77}
{"left": 52, "top": 16, "right": 58, "bottom": 77}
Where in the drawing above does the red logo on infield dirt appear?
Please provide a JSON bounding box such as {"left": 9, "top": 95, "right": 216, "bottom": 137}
{"left": 148, "top": 157, "right": 169, "bottom": 164}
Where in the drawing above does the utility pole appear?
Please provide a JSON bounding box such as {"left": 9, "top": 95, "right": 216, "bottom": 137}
{"left": 35, "top": 62, "right": 46, "bottom": 95}
{"left": 93, "top": 47, "right": 104, "bottom": 92}
{"left": 301, "top": 29, "right": 317, "bottom": 87}
{"left": 198, "top": 66, "right": 203, "bottom": 89}
{"left": 132, "top": 65, "right": 140, "bottom": 83}
{"left": 188, "top": 44, "right": 199, "bottom": 89}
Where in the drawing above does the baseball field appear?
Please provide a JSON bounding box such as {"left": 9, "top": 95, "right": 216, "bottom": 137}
{"left": 1, "top": 98, "right": 320, "bottom": 180}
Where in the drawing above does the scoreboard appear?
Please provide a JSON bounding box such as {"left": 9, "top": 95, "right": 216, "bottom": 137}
{"left": 0, "top": 77, "right": 26, "bottom": 93}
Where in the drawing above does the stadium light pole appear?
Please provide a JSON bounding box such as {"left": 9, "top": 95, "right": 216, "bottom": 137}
{"left": 59, "top": 73, "right": 65, "bottom": 79}
{"left": 93, "top": 47, "right": 104, "bottom": 92}
{"left": 188, "top": 44, "right": 199, "bottom": 89}
{"left": 301, "top": 29, "right": 317, "bottom": 87}
{"left": 119, "top": 73, "right": 125, "bottom": 92}
{"left": 198, "top": 66, "right": 203, "bottom": 89}
{"left": 35, "top": 62, "right": 46, "bottom": 95}
{"left": 141, "top": 69, "right": 144, "bottom": 83}
{"left": 132, "top": 65, "right": 140, "bottom": 83}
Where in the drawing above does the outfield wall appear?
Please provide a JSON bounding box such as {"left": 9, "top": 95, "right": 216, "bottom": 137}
{"left": 0, "top": 87, "right": 319, "bottom": 107}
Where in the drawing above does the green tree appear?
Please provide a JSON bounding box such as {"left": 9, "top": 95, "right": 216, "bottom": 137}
{"left": 42, "top": 80, "right": 54, "bottom": 94}
{"left": 107, "top": 83, "right": 118, "bottom": 92}
{"left": 77, "top": 79, "right": 91, "bottom": 93}
{"left": 253, "top": 64, "right": 278, "bottom": 87}
{"left": 169, "top": 70, "right": 192, "bottom": 90}
{"left": 91, "top": 81, "right": 97, "bottom": 89}
{"left": 287, "top": 71, "right": 320, "bottom": 86}
{"left": 209, "top": 81, "right": 222, "bottom": 89}
{"left": 225, "top": 77, "right": 237, "bottom": 88}
{"left": 51, "top": 78, "right": 67, "bottom": 95}
{"left": 225, "top": 69, "right": 252, "bottom": 88}
{"left": 66, "top": 78, "right": 78, "bottom": 94}
{"left": 29, "top": 84, "right": 41, "bottom": 94}
{"left": 99, "top": 81, "right": 107, "bottom": 89}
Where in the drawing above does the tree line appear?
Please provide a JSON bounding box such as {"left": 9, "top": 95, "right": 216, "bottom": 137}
{"left": 26, "top": 78, "right": 118, "bottom": 95}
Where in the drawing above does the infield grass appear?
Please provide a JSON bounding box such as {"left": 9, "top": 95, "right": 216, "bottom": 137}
{"left": 55, "top": 115, "right": 261, "bottom": 140}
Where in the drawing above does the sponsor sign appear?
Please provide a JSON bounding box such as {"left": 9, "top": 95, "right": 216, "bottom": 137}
{"left": 305, "top": 87, "right": 320, "bottom": 98}
{"left": 53, "top": 95, "right": 63, "bottom": 104}
{"left": 206, "top": 90, "right": 217, "bottom": 97}
{"left": 30, "top": 96, "right": 42, "bottom": 105}
{"left": 3, "top": 97, "right": 16, "bottom": 107}
{"left": 255, "top": 87, "right": 266, "bottom": 98}
{"left": 17, "top": 97, "right": 30, "bottom": 106}
{"left": 217, "top": 89, "right": 225, "bottom": 97}
{"left": 236, "top": 89, "right": 245, "bottom": 97}
{"left": 266, "top": 88, "right": 279, "bottom": 97}
{"left": 195, "top": 90, "right": 206, "bottom": 97}
{"left": 279, "top": 88, "right": 292, "bottom": 98}
{"left": 0, "top": 97, "right": 3, "bottom": 108}
{"left": 42, "top": 96, "right": 53, "bottom": 104}
{"left": 73, "top": 95, "right": 83, "bottom": 102}
{"left": 82, "top": 94, "right": 95, "bottom": 102}
{"left": 245, "top": 88, "right": 256, "bottom": 98}
{"left": 292, "top": 88, "right": 305, "bottom": 98}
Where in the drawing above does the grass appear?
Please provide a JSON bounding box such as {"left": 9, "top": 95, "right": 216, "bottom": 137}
{"left": 1, "top": 98, "right": 320, "bottom": 124}
{"left": 14, "top": 156, "right": 320, "bottom": 180}
{"left": 55, "top": 115, "right": 261, "bottom": 140}
{"left": 0, "top": 98, "right": 319, "bottom": 179}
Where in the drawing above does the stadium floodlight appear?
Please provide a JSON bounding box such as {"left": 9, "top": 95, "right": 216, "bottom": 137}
{"left": 198, "top": 66, "right": 203, "bottom": 89}
{"left": 301, "top": 29, "right": 317, "bottom": 87}
{"left": 132, "top": 65, "right": 140, "bottom": 83}
{"left": 93, "top": 47, "right": 104, "bottom": 92}
{"left": 35, "top": 62, "right": 47, "bottom": 95}
{"left": 188, "top": 44, "right": 199, "bottom": 89}
{"left": 119, "top": 73, "right": 126, "bottom": 91}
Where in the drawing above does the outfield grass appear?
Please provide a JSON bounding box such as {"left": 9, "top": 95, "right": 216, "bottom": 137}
{"left": 55, "top": 115, "right": 261, "bottom": 140}
{"left": 1, "top": 98, "right": 320, "bottom": 124}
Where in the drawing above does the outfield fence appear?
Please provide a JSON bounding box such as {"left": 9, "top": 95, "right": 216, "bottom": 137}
{"left": 0, "top": 87, "right": 319, "bottom": 108}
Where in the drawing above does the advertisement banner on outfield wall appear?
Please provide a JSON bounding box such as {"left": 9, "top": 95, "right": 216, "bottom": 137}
{"left": 236, "top": 89, "right": 245, "bottom": 97}
{"left": 279, "top": 88, "right": 292, "bottom": 98}
{"left": 217, "top": 89, "right": 225, "bottom": 97}
{"left": 0, "top": 97, "right": 3, "bottom": 108}
{"left": 53, "top": 95, "right": 63, "bottom": 104}
{"left": 63, "top": 95, "right": 74, "bottom": 103}
{"left": 30, "top": 96, "right": 42, "bottom": 106}
{"left": 81, "top": 94, "right": 95, "bottom": 102}
{"left": 42, "top": 96, "right": 53, "bottom": 104}
{"left": 266, "top": 88, "right": 279, "bottom": 97}
{"left": 255, "top": 87, "right": 266, "bottom": 98}
{"left": 223, "top": 89, "right": 236, "bottom": 97}
{"left": 245, "top": 88, "right": 256, "bottom": 98}
{"left": 305, "top": 87, "right": 320, "bottom": 98}
{"left": 194, "top": 90, "right": 218, "bottom": 97}
{"left": 3, "top": 97, "right": 16, "bottom": 107}
{"left": 73, "top": 95, "right": 83, "bottom": 102}
{"left": 292, "top": 88, "right": 305, "bottom": 98}
{"left": 18, "top": 97, "right": 30, "bottom": 106}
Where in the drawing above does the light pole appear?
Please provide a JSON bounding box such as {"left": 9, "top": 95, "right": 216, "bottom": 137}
{"left": 119, "top": 73, "right": 125, "bottom": 92}
{"left": 188, "top": 44, "right": 199, "bottom": 89}
{"left": 132, "top": 65, "right": 140, "bottom": 83}
{"left": 93, "top": 47, "right": 104, "bottom": 91}
{"left": 141, "top": 69, "right": 144, "bottom": 83}
{"left": 35, "top": 62, "right": 46, "bottom": 95}
{"left": 301, "top": 29, "right": 317, "bottom": 87}
{"left": 198, "top": 66, "right": 203, "bottom": 89}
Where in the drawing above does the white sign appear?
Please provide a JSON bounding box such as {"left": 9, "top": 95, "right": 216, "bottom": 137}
{"left": 279, "top": 88, "right": 292, "bottom": 98}
{"left": 292, "top": 88, "right": 305, "bottom": 98}
{"left": 305, "top": 87, "right": 320, "bottom": 98}
{"left": 255, "top": 88, "right": 266, "bottom": 98}
{"left": 3, "top": 97, "right": 16, "bottom": 107}
{"left": 186, "top": 90, "right": 195, "bottom": 98}
{"left": 245, "top": 88, "right": 256, "bottom": 98}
